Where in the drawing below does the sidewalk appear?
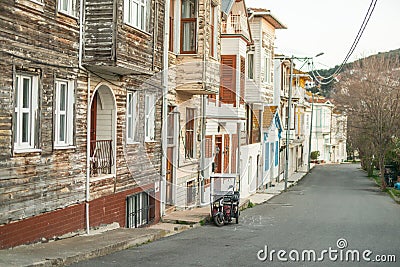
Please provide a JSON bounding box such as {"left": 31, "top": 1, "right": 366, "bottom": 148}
{"left": 247, "top": 165, "right": 311, "bottom": 205}
{"left": 0, "top": 166, "right": 312, "bottom": 267}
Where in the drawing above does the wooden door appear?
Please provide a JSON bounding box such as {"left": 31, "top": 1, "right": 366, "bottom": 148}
{"left": 231, "top": 134, "right": 238, "bottom": 173}
{"left": 223, "top": 134, "right": 230, "bottom": 173}
{"left": 166, "top": 147, "right": 174, "bottom": 204}
{"left": 214, "top": 136, "right": 222, "bottom": 173}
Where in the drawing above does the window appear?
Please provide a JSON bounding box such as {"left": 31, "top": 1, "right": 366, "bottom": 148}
{"left": 145, "top": 94, "right": 155, "bottom": 141}
{"left": 127, "top": 91, "right": 139, "bottom": 143}
{"left": 55, "top": 80, "right": 74, "bottom": 147}
{"left": 58, "top": 0, "right": 74, "bottom": 16}
{"left": 180, "top": 0, "right": 197, "bottom": 53}
{"left": 205, "top": 135, "right": 212, "bottom": 158}
{"left": 275, "top": 141, "right": 279, "bottom": 166}
{"left": 247, "top": 53, "right": 254, "bottom": 80}
{"left": 210, "top": 5, "right": 217, "bottom": 58}
{"left": 185, "top": 108, "right": 195, "bottom": 158}
{"left": 127, "top": 192, "right": 155, "bottom": 228}
{"left": 124, "top": 0, "right": 148, "bottom": 31}
{"left": 264, "top": 142, "right": 270, "bottom": 171}
{"left": 169, "top": 0, "right": 175, "bottom": 52}
{"left": 14, "top": 74, "right": 39, "bottom": 151}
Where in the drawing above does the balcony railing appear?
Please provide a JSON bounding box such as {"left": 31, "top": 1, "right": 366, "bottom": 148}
{"left": 222, "top": 14, "right": 250, "bottom": 40}
{"left": 90, "top": 140, "right": 114, "bottom": 176}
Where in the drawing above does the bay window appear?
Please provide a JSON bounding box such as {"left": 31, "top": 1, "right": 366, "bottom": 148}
{"left": 180, "top": 0, "right": 197, "bottom": 54}
{"left": 124, "top": 0, "right": 148, "bottom": 31}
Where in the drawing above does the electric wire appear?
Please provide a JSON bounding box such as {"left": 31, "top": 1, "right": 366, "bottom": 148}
{"left": 311, "top": 0, "right": 378, "bottom": 84}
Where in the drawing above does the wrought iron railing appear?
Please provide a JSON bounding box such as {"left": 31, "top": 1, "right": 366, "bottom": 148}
{"left": 90, "top": 140, "right": 114, "bottom": 175}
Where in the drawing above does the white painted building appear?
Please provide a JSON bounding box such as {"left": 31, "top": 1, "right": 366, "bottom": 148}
{"left": 246, "top": 8, "right": 286, "bottom": 189}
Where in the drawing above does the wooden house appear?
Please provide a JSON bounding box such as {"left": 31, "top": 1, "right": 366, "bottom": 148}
{"left": 0, "top": 0, "right": 165, "bottom": 248}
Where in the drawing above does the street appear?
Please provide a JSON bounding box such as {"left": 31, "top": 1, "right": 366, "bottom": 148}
{"left": 72, "top": 164, "right": 400, "bottom": 266}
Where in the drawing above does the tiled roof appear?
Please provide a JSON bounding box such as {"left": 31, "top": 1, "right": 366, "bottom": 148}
{"left": 263, "top": 106, "right": 278, "bottom": 129}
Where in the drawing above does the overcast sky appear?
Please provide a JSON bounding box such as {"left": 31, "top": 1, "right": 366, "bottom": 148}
{"left": 245, "top": 0, "right": 400, "bottom": 70}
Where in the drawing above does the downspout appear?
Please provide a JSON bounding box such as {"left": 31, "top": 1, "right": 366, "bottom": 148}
{"left": 79, "top": 0, "right": 83, "bottom": 69}
{"left": 161, "top": 0, "right": 170, "bottom": 216}
{"left": 200, "top": 95, "right": 206, "bottom": 205}
{"left": 79, "top": 0, "right": 90, "bottom": 235}
{"left": 237, "top": 121, "right": 241, "bottom": 192}
{"left": 199, "top": 0, "right": 208, "bottom": 205}
{"left": 85, "top": 73, "right": 91, "bottom": 234}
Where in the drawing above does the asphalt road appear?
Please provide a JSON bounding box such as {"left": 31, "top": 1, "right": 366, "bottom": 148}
{"left": 72, "top": 164, "right": 400, "bottom": 266}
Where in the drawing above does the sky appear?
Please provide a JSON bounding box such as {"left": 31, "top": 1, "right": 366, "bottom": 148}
{"left": 245, "top": 0, "right": 400, "bottom": 70}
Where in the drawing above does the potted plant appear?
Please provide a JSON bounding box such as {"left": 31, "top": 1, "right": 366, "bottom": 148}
{"left": 310, "top": 151, "right": 320, "bottom": 164}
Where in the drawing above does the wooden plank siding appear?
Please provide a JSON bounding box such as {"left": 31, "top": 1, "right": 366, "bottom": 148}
{"left": 0, "top": 0, "right": 84, "bottom": 225}
{"left": 0, "top": 0, "right": 165, "bottom": 247}
{"left": 83, "top": 0, "right": 165, "bottom": 75}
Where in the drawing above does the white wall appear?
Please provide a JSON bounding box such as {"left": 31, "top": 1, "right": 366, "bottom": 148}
{"left": 240, "top": 143, "right": 261, "bottom": 198}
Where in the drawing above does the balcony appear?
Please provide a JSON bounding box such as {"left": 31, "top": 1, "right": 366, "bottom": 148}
{"left": 172, "top": 61, "right": 220, "bottom": 95}
{"left": 83, "top": 0, "right": 155, "bottom": 75}
{"left": 222, "top": 14, "right": 251, "bottom": 41}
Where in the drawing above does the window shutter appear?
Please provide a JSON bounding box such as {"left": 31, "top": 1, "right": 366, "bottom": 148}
{"left": 220, "top": 55, "right": 236, "bottom": 106}
{"left": 240, "top": 56, "right": 245, "bottom": 105}
{"left": 205, "top": 135, "right": 212, "bottom": 158}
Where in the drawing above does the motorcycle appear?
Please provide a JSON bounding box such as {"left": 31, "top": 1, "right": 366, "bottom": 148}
{"left": 211, "top": 190, "right": 240, "bottom": 227}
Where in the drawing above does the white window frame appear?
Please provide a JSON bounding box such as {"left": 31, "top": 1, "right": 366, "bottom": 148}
{"left": 14, "top": 74, "right": 39, "bottom": 151}
{"left": 54, "top": 79, "right": 74, "bottom": 148}
{"left": 145, "top": 94, "right": 155, "bottom": 142}
{"left": 124, "top": 0, "right": 148, "bottom": 31}
{"left": 247, "top": 52, "right": 254, "bottom": 80}
{"left": 210, "top": 4, "right": 218, "bottom": 58}
{"left": 58, "top": 0, "right": 75, "bottom": 16}
{"left": 126, "top": 91, "right": 139, "bottom": 143}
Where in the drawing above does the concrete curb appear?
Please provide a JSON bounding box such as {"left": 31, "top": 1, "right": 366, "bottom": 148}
{"left": 36, "top": 231, "right": 167, "bottom": 267}
{"left": 1, "top": 229, "right": 170, "bottom": 267}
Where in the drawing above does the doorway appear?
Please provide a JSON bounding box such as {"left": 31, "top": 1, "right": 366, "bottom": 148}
{"left": 214, "top": 136, "right": 222, "bottom": 173}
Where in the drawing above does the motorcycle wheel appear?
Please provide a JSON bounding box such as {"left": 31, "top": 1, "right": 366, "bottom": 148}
{"left": 236, "top": 216, "right": 239, "bottom": 224}
{"left": 214, "top": 215, "right": 224, "bottom": 227}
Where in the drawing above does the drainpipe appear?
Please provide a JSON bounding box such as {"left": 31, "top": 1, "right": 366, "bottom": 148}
{"left": 79, "top": 0, "right": 90, "bottom": 235}
{"left": 237, "top": 121, "right": 241, "bottom": 192}
{"left": 85, "top": 72, "right": 91, "bottom": 235}
{"left": 199, "top": 1, "right": 208, "bottom": 205}
{"left": 79, "top": 0, "right": 83, "bottom": 69}
{"left": 284, "top": 56, "right": 294, "bottom": 191}
{"left": 161, "top": 0, "right": 170, "bottom": 216}
{"left": 200, "top": 94, "right": 206, "bottom": 205}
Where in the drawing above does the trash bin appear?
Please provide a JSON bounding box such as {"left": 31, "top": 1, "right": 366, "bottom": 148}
{"left": 384, "top": 165, "right": 396, "bottom": 187}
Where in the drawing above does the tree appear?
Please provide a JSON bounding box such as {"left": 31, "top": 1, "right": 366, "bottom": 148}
{"left": 334, "top": 55, "right": 400, "bottom": 189}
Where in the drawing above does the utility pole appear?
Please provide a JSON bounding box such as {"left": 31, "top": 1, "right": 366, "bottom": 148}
{"left": 279, "top": 53, "right": 323, "bottom": 190}
{"left": 307, "top": 90, "right": 315, "bottom": 173}
{"left": 284, "top": 56, "right": 294, "bottom": 191}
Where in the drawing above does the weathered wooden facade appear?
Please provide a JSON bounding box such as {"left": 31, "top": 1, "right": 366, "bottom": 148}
{"left": 246, "top": 7, "right": 286, "bottom": 189}
{"left": 164, "top": 0, "right": 221, "bottom": 209}
{"left": 0, "top": 0, "right": 165, "bottom": 248}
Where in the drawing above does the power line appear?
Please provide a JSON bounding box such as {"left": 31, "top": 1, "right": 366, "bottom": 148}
{"left": 311, "top": 0, "right": 378, "bottom": 83}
